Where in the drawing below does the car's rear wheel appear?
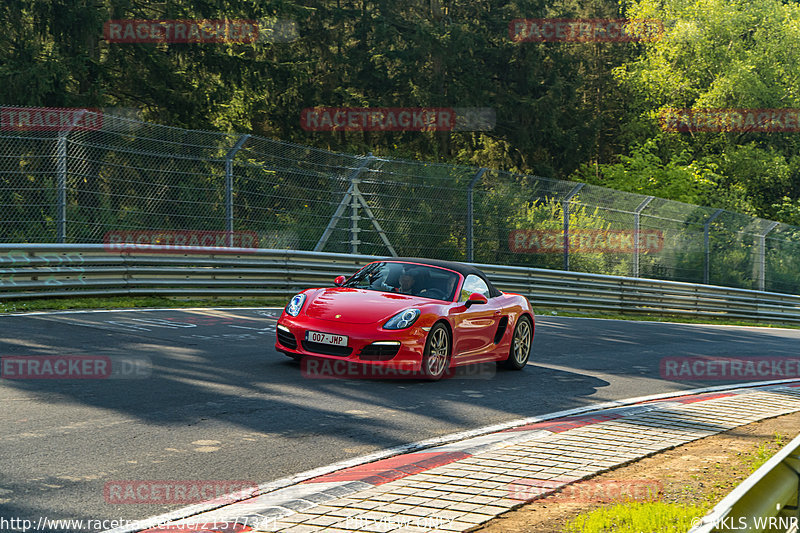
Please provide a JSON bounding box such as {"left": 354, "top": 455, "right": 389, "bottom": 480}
{"left": 502, "top": 315, "right": 532, "bottom": 370}
{"left": 421, "top": 323, "right": 451, "bottom": 381}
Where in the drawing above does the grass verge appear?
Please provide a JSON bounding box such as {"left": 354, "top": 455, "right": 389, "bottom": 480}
{"left": 562, "top": 502, "right": 704, "bottom": 533}
{"left": 0, "top": 295, "right": 289, "bottom": 314}
{"left": 536, "top": 308, "right": 800, "bottom": 330}
{"left": 559, "top": 431, "right": 789, "bottom": 533}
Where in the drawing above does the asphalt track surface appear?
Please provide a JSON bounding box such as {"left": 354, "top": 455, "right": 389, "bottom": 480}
{"left": 1, "top": 308, "right": 799, "bottom": 532}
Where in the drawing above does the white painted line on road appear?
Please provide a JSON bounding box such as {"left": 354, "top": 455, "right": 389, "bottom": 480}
{"left": 537, "top": 314, "right": 800, "bottom": 331}
{"left": 2, "top": 307, "right": 284, "bottom": 317}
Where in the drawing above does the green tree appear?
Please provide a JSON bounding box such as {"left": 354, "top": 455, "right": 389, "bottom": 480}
{"left": 608, "top": 0, "right": 800, "bottom": 222}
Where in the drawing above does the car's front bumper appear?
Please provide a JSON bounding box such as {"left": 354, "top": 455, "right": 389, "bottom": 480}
{"left": 275, "top": 314, "right": 427, "bottom": 372}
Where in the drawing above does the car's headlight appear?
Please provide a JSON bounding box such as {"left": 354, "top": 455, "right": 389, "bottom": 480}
{"left": 384, "top": 308, "right": 421, "bottom": 330}
{"left": 285, "top": 294, "right": 307, "bottom": 317}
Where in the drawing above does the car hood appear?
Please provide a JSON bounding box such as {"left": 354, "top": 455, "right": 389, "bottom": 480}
{"left": 304, "top": 288, "right": 429, "bottom": 324}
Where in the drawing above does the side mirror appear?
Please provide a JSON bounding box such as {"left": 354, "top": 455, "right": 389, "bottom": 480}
{"left": 465, "top": 292, "right": 488, "bottom": 308}
{"left": 334, "top": 275, "right": 347, "bottom": 286}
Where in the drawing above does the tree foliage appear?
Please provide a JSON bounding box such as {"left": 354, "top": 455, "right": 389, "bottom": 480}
{"left": 603, "top": 0, "right": 800, "bottom": 221}
{"left": 2, "top": 0, "right": 800, "bottom": 226}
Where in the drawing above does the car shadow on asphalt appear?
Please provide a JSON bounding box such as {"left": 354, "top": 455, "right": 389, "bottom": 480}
{"left": 2, "top": 311, "right": 800, "bottom": 530}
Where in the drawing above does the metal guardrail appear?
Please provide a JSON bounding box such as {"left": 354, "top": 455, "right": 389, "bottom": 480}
{"left": 2, "top": 244, "right": 800, "bottom": 324}
{"left": 5, "top": 107, "right": 800, "bottom": 296}
{"left": 689, "top": 431, "right": 800, "bottom": 533}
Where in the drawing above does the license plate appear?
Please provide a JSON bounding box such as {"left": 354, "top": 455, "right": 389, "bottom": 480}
{"left": 306, "top": 331, "right": 349, "bottom": 346}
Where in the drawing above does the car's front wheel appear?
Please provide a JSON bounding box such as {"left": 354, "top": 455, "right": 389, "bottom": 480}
{"left": 421, "top": 323, "right": 451, "bottom": 380}
{"left": 502, "top": 315, "right": 532, "bottom": 370}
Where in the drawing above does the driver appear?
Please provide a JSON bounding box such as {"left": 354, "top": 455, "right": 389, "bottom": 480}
{"left": 398, "top": 267, "right": 419, "bottom": 295}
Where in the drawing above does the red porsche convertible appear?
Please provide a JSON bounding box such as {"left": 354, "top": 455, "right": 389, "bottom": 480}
{"left": 275, "top": 258, "right": 534, "bottom": 380}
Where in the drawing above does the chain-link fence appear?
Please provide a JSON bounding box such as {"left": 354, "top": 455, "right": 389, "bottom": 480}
{"left": 2, "top": 106, "right": 800, "bottom": 294}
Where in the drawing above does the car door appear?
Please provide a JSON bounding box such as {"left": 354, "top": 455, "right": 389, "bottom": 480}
{"left": 450, "top": 274, "right": 500, "bottom": 362}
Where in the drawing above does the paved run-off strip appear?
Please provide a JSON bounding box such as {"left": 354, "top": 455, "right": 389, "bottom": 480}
{"left": 126, "top": 382, "right": 800, "bottom": 533}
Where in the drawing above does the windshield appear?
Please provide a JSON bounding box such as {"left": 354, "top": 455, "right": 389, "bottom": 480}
{"left": 342, "top": 262, "right": 460, "bottom": 302}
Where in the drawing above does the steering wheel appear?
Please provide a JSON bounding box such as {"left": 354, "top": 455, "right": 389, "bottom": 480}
{"left": 420, "top": 288, "right": 447, "bottom": 300}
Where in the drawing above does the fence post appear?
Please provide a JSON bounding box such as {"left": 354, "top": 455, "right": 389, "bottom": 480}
{"left": 758, "top": 222, "right": 779, "bottom": 291}
{"left": 562, "top": 183, "right": 585, "bottom": 271}
{"left": 225, "top": 134, "right": 251, "bottom": 246}
{"left": 633, "top": 196, "right": 655, "bottom": 278}
{"left": 466, "top": 168, "right": 488, "bottom": 262}
{"left": 56, "top": 132, "right": 67, "bottom": 244}
{"left": 350, "top": 174, "right": 361, "bottom": 255}
{"left": 704, "top": 209, "right": 724, "bottom": 285}
{"left": 54, "top": 109, "right": 87, "bottom": 244}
